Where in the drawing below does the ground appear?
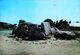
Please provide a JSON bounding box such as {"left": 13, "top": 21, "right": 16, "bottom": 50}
{"left": 0, "top": 30, "right": 80, "bottom": 55}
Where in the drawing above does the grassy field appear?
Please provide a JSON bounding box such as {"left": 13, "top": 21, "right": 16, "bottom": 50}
{"left": 0, "top": 30, "right": 12, "bottom": 36}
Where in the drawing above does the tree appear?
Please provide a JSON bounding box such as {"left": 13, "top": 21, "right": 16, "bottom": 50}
{"left": 55, "top": 19, "right": 70, "bottom": 29}
{"left": 69, "top": 21, "right": 71, "bottom": 24}
{"left": 44, "top": 18, "right": 54, "bottom": 27}
{"left": 76, "top": 21, "right": 80, "bottom": 23}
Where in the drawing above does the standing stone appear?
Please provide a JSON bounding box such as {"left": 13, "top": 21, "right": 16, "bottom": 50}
{"left": 41, "top": 22, "right": 51, "bottom": 36}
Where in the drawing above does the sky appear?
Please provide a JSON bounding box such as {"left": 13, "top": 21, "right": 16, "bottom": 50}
{"left": 0, "top": 0, "right": 80, "bottom": 26}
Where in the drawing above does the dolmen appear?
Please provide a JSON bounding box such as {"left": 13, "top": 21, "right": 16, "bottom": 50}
{"left": 11, "top": 21, "right": 46, "bottom": 40}
{"left": 11, "top": 20, "right": 79, "bottom": 41}
{"left": 53, "top": 28, "right": 77, "bottom": 40}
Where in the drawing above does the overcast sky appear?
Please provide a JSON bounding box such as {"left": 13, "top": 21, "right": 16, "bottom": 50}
{"left": 0, "top": 0, "right": 80, "bottom": 26}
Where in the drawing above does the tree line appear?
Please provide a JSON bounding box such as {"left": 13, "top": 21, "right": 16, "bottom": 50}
{"left": 0, "top": 19, "right": 80, "bottom": 30}
{"left": 0, "top": 22, "right": 15, "bottom": 30}
{"left": 44, "top": 19, "right": 80, "bottom": 31}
